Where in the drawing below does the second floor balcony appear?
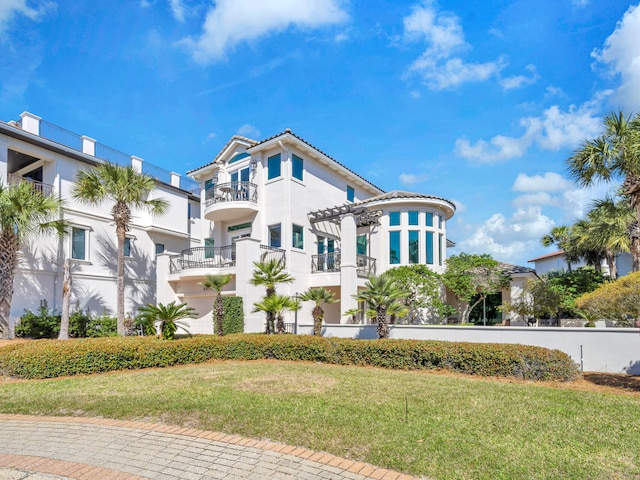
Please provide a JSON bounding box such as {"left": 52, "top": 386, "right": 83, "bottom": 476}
{"left": 204, "top": 181, "right": 259, "bottom": 222}
{"left": 7, "top": 174, "right": 54, "bottom": 196}
{"left": 311, "top": 253, "right": 376, "bottom": 277}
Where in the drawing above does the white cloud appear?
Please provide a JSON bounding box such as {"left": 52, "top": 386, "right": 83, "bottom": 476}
{"left": 237, "top": 124, "right": 261, "bottom": 138}
{"left": 169, "top": 0, "right": 185, "bottom": 22}
{"left": 592, "top": 3, "right": 640, "bottom": 111}
{"left": 181, "top": 0, "right": 348, "bottom": 64}
{"left": 402, "top": 1, "right": 506, "bottom": 89}
{"left": 500, "top": 64, "right": 539, "bottom": 91}
{"left": 203, "top": 131, "right": 217, "bottom": 143}
{"left": 0, "top": 0, "right": 54, "bottom": 34}
{"left": 399, "top": 173, "right": 429, "bottom": 185}
{"left": 572, "top": 0, "right": 589, "bottom": 6}
{"left": 454, "top": 100, "right": 604, "bottom": 164}
{"left": 512, "top": 172, "right": 574, "bottom": 193}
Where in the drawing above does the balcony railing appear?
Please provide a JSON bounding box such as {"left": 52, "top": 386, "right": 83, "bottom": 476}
{"left": 169, "top": 245, "right": 235, "bottom": 274}
{"left": 311, "top": 253, "right": 376, "bottom": 277}
{"left": 7, "top": 174, "right": 54, "bottom": 196}
{"left": 205, "top": 181, "right": 257, "bottom": 207}
{"left": 259, "top": 244, "right": 286, "bottom": 267}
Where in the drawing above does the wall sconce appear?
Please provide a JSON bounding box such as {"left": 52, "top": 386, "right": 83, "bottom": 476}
{"left": 250, "top": 158, "right": 258, "bottom": 173}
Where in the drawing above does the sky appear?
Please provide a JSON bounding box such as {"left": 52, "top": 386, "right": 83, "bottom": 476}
{"left": 1, "top": 0, "right": 640, "bottom": 267}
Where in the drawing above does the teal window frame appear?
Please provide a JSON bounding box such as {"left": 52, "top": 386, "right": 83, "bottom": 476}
{"left": 439, "top": 233, "right": 444, "bottom": 266}
{"left": 408, "top": 211, "right": 419, "bottom": 225}
{"left": 71, "top": 227, "right": 86, "bottom": 260}
{"left": 204, "top": 238, "right": 215, "bottom": 259}
{"left": 426, "top": 232, "right": 434, "bottom": 265}
{"left": 124, "top": 238, "right": 131, "bottom": 257}
{"left": 267, "top": 154, "right": 281, "bottom": 180}
{"left": 155, "top": 243, "right": 165, "bottom": 255}
{"left": 389, "top": 211, "right": 400, "bottom": 226}
{"left": 389, "top": 231, "right": 401, "bottom": 264}
{"left": 426, "top": 212, "right": 433, "bottom": 227}
{"left": 347, "top": 185, "right": 355, "bottom": 202}
{"left": 269, "top": 224, "right": 282, "bottom": 248}
{"left": 357, "top": 234, "right": 367, "bottom": 256}
{"left": 292, "top": 154, "right": 304, "bottom": 181}
{"left": 292, "top": 224, "right": 304, "bottom": 249}
{"left": 229, "top": 152, "right": 250, "bottom": 164}
{"left": 408, "top": 230, "right": 419, "bottom": 264}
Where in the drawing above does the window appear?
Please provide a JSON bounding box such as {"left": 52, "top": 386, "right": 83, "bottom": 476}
{"left": 439, "top": 215, "right": 445, "bottom": 229}
{"left": 317, "top": 235, "right": 325, "bottom": 254}
{"left": 71, "top": 227, "right": 86, "bottom": 260}
{"left": 267, "top": 154, "right": 281, "bottom": 180}
{"left": 292, "top": 154, "right": 304, "bottom": 181}
{"left": 204, "top": 178, "right": 215, "bottom": 199}
{"left": 426, "top": 232, "right": 434, "bottom": 265}
{"left": 426, "top": 212, "right": 433, "bottom": 227}
{"left": 229, "top": 152, "right": 250, "bottom": 164}
{"left": 240, "top": 167, "right": 250, "bottom": 182}
{"left": 269, "top": 224, "right": 281, "bottom": 248}
{"left": 124, "top": 238, "right": 132, "bottom": 257}
{"left": 389, "top": 211, "right": 400, "bottom": 226}
{"left": 389, "top": 231, "right": 401, "bottom": 264}
{"left": 228, "top": 222, "right": 252, "bottom": 232}
{"left": 357, "top": 234, "right": 367, "bottom": 256}
{"left": 347, "top": 185, "right": 355, "bottom": 202}
{"left": 439, "top": 233, "right": 444, "bottom": 266}
{"left": 204, "top": 237, "right": 215, "bottom": 259}
{"left": 408, "top": 211, "right": 419, "bottom": 225}
{"left": 155, "top": 243, "right": 165, "bottom": 255}
{"left": 231, "top": 171, "right": 238, "bottom": 183}
{"left": 292, "top": 224, "right": 304, "bottom": 249}
{"left": 409, "top": 231, "right": 419, "bottom": 264}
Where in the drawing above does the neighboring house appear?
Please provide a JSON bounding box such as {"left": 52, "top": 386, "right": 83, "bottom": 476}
{"left": 499, "top": 263, "right": 537, "bottom": 326}
{"left": 157, "top": 129, "right": 456, "bottom": 332}
{"left": 0, "top": 112, "right": 200, "bottom": 334}
{"left": 528, "top": 250, "right": 632, "bottom": 278}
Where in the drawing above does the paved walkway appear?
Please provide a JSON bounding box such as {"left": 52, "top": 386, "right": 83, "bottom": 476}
{"left": 0, "top": 415, "right": 418, "bottom": 480}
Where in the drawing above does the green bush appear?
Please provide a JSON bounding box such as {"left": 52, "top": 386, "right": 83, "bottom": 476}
{"left": 222, "top": 297, "right": 244, "bottom": 334}
{"left": 14, "top": 301, "right": 59, "bottom": 339}
{"left": 575, "top": 272, "right": 640, "bottom": 326}
{"left": 0, "top": 334, "right": 579, "bottom": 382}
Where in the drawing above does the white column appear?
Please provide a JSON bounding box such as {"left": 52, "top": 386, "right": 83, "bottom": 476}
{"left": 234, "top": 237, "right": 263, "bottom": 332}
{"left": 82, "top": 136, "right": 96, "bottom": 156}
{"left": 155, "top": 253, "right": 179, "bottom": 305}
{"left": 340, "top": 213, "right": 358, "bottom": 324}
{"left": 20, "top": 112, "right": 41, "bottom": 135}
{"left": 0, "top": 142, "right": 8, "bottom": 186}
{"left": 131, "top": 156, "right": 143, "bottom": 173}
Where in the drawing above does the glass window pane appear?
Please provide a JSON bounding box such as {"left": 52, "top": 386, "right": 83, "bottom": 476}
{"left": 426, "top": 212, "right": 433, "bottom": 227}
{"left": 389, "top": 211, "right": 400, "bottom": 226}
{"left": 292, "top": 154, "right": 304, "bottom": 181}
{"left": 292, "top": 224, "right": 304, "bottom": 249}
{"left": 357, "top": 234, "right": 367, "bottom": 255}
{"left": 426, "top": 232, "right": 434, "bottom": 265}
{"left": 439, "top": 233, "right": 444, "bottom": 266}
{"left": 389, "top": 231, "right": 400, "bottom": 264}
{"left": 408, "top": 211, "right": 419, "bottom": 225}
{"left": 347, "top": 185, "right": 354, "bottom": 202}
{"left": 269, "top": 224, "right": 281, "bottom": 248}
{"left": 240, "top": 168, "right": 250, "bottom": 182}
{"left": 317, "top": 235, "right": 325, "bottom": 254}
{"left": 71, "top": 228, "right": 85, "bottom": 260}
{"left": 155, "top": 243, "right": 165, "bottom": 255}
{"left": 268, "top": 154, "right": 281, "bottom": 180}
{"left": 204, "top": 237, "right": 215, "bottom": 259}
{"left": 124, "top": 238, "right": 131, "bottom": 257}
{"left": 409, "top": 231, "right": 419, "bottom": 264}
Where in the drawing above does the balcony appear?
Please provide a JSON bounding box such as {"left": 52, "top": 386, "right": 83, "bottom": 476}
{"left": 311, "top": 253, "right": 376, "bottom": 277}
{"left": 7, "top": 174, "right": 54, "bottom": 196}
{"left": 204, "top": 181, "right": 259, "bottom": 222}
{"left": 169, "top": 244, "right": 286, "bottom": 275}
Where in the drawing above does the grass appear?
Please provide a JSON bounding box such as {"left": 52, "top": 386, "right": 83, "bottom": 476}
{"left": 0, "top": 360, "right": 638, "bottom": 479}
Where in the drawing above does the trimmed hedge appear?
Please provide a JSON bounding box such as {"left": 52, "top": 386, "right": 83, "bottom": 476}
{"left": 0, "top": 334, "right": 579, "bottom": 381}
{"left": 222, "top": 297, "right": 244, "bottom": 334}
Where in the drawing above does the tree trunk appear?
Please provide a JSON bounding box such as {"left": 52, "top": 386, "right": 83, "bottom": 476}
{"left": 59, "top": 259, "right": 72, "bottom": 340}
{"left": 116, "top": 224, "right": 126, "bottom": 336}
{"left": 0, "top": 230, "right": 19, "bottom": 340}
{"left": 605, "top": 252, "right": 617, "bottom": 279}
{"left": 376, "top": 306, "right": 389, "bottom": 339}
{"left": 631, "top": 219, "right": 640, "bottom": 272}
{"left": 215, "top": 293, "right": 225, "bottom": 336}
{"left": 265, "top": 286, "right": 275, "bottom": 334}
{"left": 312, "top": 306, "right": 323, "bottom": 335}
{"left": 276, "top": 313, "right": 285, "bottom": 334}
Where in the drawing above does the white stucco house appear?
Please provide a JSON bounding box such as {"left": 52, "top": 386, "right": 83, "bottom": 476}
{"left": 528, "top": 250, "right": 632, "bottom": 278}
{"left": 1, "top": 112, "right": 457, "bottom": 334}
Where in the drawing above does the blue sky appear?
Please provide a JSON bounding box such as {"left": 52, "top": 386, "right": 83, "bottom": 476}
{"left": 2, "top": 0, "right": 640, "bottom": 266}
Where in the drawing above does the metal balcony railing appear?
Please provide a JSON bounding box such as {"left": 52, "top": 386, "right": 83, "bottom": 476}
{"left": 356, "top": 254, "right": 376, "bottom": 277}
{"left": 7, "top": 174, "right": 54, "bottom": 196}
{"left": 311, "top": 253, "right": 376, "bottom": 277}
{"left": 259, "top": 244, "right": 286, "bottom": 267}
{"left": 205, "top": 181, "right": 257, "bottom": 207}
{"left": 169, "top": 245, "right": 235, "bottom": 274}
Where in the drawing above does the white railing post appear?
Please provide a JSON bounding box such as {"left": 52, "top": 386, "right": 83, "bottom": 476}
{"left": 82, "top": 136, "right": 96, "bottom": 156}
{"left": 19, "top": 112, "right": 41, "bottom": 135}
{"left": 131, "top": 156, "right": 143, "bottom": 173}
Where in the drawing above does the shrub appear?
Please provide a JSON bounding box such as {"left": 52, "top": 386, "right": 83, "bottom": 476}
{"left": 14, "top": 300, "right": 59, "bottom": 339}
{"left": 575, "top": 271, "right": 640, "bottom": 327}
{"left": 0, "top": 334, "right": 579, "bottom": 382}
{"left": 222, "top": 297, "right": 244, "bottom": 334}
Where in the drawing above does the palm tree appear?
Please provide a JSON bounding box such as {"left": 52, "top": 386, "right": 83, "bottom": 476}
{"left": 541, "top": 225, "right": 577, "bottom": 271}
{"left": 299, "top": 287, "right": 338, "bottom": 335}
{"left": 252, "top": 294, "right": 298, "bottom": 334}
{"left": 250, "top": 259, "right": 294, "bottom": 334}
{"left": 568, "top": 111, "right": 640, "bottom": 270}
{"left": 199, "top": 274, "right": 232, "bottom": 336}
{"left": 354, "top": 273, "right": 408, "bottom": 339}
{"left": 73, "top": 163, "right": 168, "bottom": 335}
{"left": 0, "top": 181, "right": 65, "bottom": 339}
{"left": 136, "top": 301, "right": 196, "bottom": 340}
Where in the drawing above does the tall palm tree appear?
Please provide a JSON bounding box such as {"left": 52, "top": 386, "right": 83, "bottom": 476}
{"left": 199, "top": 273, "right": 232, "bottom": 336}
{"left": 0, "top": 181, "right": 65, "bottom": 339}
{"left": 136, "top": 301, "right": 196, "bottom": 340}
{"left": 252, "top": 294, "right": 298, "bottom": 334}
{"left": 250, "top": 259, "right": 294, "bottom": 334}
{"left": 354, "top": 273, "right": 408, "bottom": 339}
{"left": 568, "top": 111, "right": 640, "bottom": 270}
{"left": 569, "top": 219, "right": 604, "bottom": 273}
{"left": 299, "top": 287, "right": 338, "bottom": 335}
{"left": 73, "top": 163, "right": 168, "bottom": 335}
{"left": 541, "top": 225, "right": 577, "bottom": 271}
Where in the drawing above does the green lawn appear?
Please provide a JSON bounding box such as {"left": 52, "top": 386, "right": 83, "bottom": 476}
{"left": 0, "top": 361, "right": 638, "bottom": 479}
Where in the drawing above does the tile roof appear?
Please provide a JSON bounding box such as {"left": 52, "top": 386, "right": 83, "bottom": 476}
{"left": 500, "top": 262, "right": 537, "bottom": 276}
{"left": 353, "top": 190, "right": 456, "bottom": 214}
{"left": 186, "top": 135, "right": 258, "bottom": 175}
{"left": 527, "top": 251, "right": 565, "bottom": 263}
